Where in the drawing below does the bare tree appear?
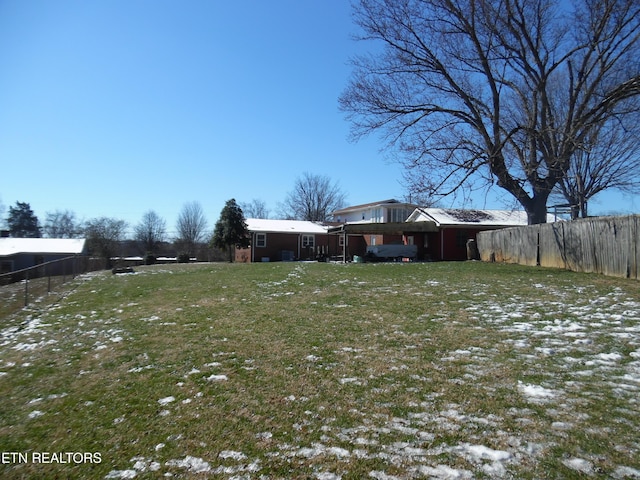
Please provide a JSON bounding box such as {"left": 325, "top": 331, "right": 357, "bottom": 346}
{"left": 43, "top": 210, "right": 83, "bottom": 238}
{"left": 175, "top": 201, "right": 208, "bottom": 256}
{"left": 552, "top": 113, "right": 640, "bottom": 218}
{"left": 280, "top": 172, "right": 347, "bottom": 222}
{"left": 84, "top": 217, "right": 128, "bottom": 268}
{"left": 134, "top": 210, "right": 167, "bottom": 255}
{"left": 340, "top": 0, "right": 640, "bottom": 224}
{"left": 240, "top": 199, "right": 270, "bottom": 219}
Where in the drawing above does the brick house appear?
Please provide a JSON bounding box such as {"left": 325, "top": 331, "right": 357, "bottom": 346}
{"left": 235, "top": 219, "right": 335, "bottom": 263}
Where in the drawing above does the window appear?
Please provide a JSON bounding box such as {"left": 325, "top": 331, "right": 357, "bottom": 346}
{"left": 371, "top": 208, "right": 382, "bottom": 222}
{"left": 255, "top": 233, "right": 266, "bottom": 248}
{"left": 388, "top": 208, "right": 410, "bottom": 223}
{"left": 302, "top": 235, "right": 315, "bottom": 248}
{"left": 370, "top": 236, "right": 377, "bottom": 246}
{"left": 339, "top": 235, "right": 345, "bottom": 247}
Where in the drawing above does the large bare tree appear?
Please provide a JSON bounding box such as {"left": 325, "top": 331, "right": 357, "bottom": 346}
{"left": 175, "top": 201, "right": 208, "bottom": 256}
{"left": 280, "top": 172, "right": 347, "bottom": 222}
{"left": 134, "top": 210, "right": 167, "bottom": 254}
{"left": 340, "top": 0, "right": 640, "bottom": 223}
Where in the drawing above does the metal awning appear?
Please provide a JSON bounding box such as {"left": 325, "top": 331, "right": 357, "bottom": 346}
{"left": 327, "top": 221, "right": 438, "bottom": 235}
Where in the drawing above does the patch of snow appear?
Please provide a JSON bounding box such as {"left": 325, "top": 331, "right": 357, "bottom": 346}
{"left": 158, "top": 396, "right": 175, "bottom": 406}
{"left": 219, "top": 450, "right": 247, "bottom": 461}
{"left": 417, "top": 464, "right": 473, "bottom": 479}
{"left": 596, "top": 352, "right": 623, "bottom": 363}
{"left": 613, "top": 466, "right": 640, "bottom": 478}
{"left": 104, "top": 469, "right": 138, "bottom": 479}
{"left": 518, "top": 382, "right": 557, "bottom": 400}
{"left": 205, "top": 374, "right": 228, "bottom": 382}
{"left": 460, "top": 443, "right": 511, "bottom": 462}
{"left": 315, "top": 472, "right": 342, "bottom": 480}
{"left": 339, "top": 377, "right": 361, "bottom": 385}
{"left": 562, "top": 457, "right": 593, "bottom": 475}
{"left": 166, "top": 455, "right": 211, "bottom": 473}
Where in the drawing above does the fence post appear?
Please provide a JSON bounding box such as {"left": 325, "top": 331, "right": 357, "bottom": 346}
{"left": 24, "top": 269, "right": 29, "bottom": 307}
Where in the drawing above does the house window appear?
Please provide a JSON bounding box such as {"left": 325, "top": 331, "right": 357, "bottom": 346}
{"left": 388, "top": 208, "right": 410, "bottom": 223}
{"left": 255, "top": 233, "right": 266, "bottom": 248}
{"left": 302, "top": 235, "right": 315, "bottom": 248}
{"left": 339, "top": 235, "right": 345, "bottom": 247}
{"left": 370, "top": 236, "right": 377, "bottom": 246}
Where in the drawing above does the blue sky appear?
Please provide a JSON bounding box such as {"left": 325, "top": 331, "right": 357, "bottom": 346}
{"left": 1, "top": 1, "right": 637, "bottom": 237}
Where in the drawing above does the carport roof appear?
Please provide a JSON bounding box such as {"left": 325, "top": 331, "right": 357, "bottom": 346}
{"left": 328, "top": 221, "right": 438, "bottom": 235}
{"left": 0, "top": 238, "right": 87, "bottom": 256}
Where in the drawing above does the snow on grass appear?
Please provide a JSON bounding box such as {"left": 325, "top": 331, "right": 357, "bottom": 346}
{"left": 165, "top": 455, "right": 211, "bottom": 472}
{"left": 518, "top": 382, "right": 558, "bottom": 400}
{"left": 2, "top": 263, "right": 639, "bottom": 478}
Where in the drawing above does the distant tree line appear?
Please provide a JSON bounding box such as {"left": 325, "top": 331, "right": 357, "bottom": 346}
{"left": 0, "top": 172, "right": 348, "bottom": 266}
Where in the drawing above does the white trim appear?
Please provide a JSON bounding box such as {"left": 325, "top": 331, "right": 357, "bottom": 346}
{"left": 255, "top": 233, "right": 267, "bottom": 248}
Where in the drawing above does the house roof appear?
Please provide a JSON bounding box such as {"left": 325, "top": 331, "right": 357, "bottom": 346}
{"left": 0, "top": 238, "right": 87, "bottom": 257}
{"left": 245, "top": 219, "right": 329, "bottom": 235}
{"left": 407, "top": 208, "right": 557, "bottom": 227}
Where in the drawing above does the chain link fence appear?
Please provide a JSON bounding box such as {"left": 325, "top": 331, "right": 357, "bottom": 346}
{"left": 0, "top": 255, "right": 105, "bottom": 318}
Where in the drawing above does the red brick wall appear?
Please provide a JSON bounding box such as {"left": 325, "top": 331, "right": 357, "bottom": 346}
{"left": 236, "top": 232, "right": 335, "bottom": 262}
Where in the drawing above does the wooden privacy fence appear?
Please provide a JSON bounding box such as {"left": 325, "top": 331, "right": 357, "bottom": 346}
{"left": 476, "top": 215, "right": 640, "bottom": 280}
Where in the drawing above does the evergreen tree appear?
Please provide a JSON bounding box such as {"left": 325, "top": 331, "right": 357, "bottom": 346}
{"left": 7, "top": 202, "right": 41, "bottom": 237}
{"left": 211, "top": 199, "right": 250, "bottom": 262}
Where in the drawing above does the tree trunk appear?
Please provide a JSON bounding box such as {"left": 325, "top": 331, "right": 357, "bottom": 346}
{"left": 526, "top": 197, "right": 550, "bottom": 225}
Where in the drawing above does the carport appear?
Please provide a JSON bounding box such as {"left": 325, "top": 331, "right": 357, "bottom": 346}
{"left": 327, "top": 221, "right": 438, "bottom": 262}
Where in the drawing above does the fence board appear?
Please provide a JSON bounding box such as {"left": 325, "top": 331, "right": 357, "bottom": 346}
{"left": 538, "top": 223, "right": 566, "bottom": 270}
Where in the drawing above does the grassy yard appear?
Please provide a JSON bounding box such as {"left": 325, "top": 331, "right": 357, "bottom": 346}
{"left": 0, "top": 261, "right": 639, "bottom": 479}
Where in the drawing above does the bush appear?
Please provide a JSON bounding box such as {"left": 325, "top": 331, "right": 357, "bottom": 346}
{"left": 144, "top": 253, "right": 157, "bottom": 265}
{"left": 177, "top": 253, "right": 190, "bottom": 263}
